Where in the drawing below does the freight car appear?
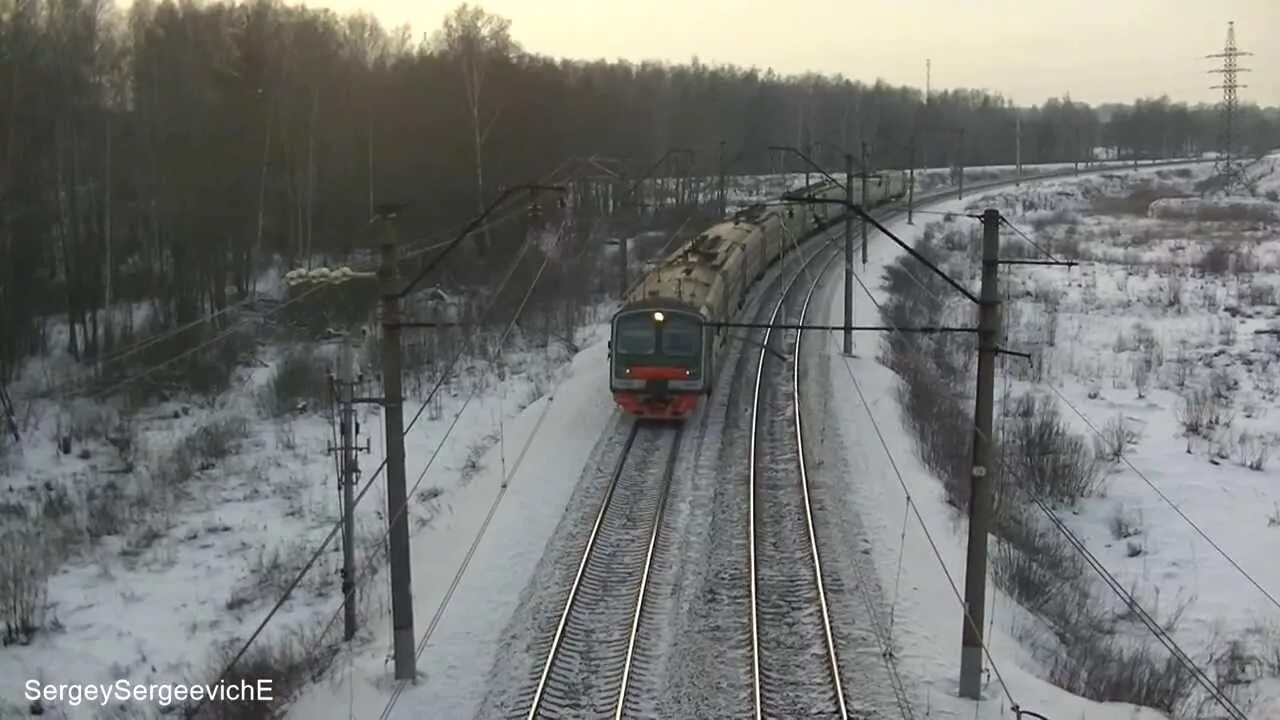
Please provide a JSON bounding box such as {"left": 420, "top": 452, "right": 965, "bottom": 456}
{"left": 608, "top": 172, "right": 906, "bottom": 419}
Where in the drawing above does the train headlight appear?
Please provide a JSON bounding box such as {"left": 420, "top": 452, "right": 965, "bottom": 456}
{"left": 653, "top": 311, "right": 665, "bottom": 322}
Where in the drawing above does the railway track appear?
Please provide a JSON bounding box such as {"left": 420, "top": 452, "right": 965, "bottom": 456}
{"left": 522, "top": 420, "right": 683, "bottom": 720}
{"left": 509, "top": 157, "right": 1215, "bottom": 719}
{"left": 748, "top": 238, "right": 849, "bottom": 719}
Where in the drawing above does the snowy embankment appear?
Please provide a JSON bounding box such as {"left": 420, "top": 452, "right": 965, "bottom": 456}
{"left": 0, "top": 296, "right": 610, "bottom": 718}
{"left": 285, "top": 338, "right": 617, "bottom": 720}
{"left": 813, "top": 156, "right": 1280, "bottom": 717}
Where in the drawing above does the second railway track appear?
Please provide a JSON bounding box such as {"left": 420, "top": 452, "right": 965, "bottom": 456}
{"left": 749, "top": 240, "right": 849, "bottom": 719}
{"left": 523, "top": 420, "right": 683, "bottom": 720}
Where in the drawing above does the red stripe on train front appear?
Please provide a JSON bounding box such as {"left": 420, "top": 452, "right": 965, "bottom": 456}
{"left": 624, "top": 365, "right": 691, "bottom": 380}
{"left": 613, "top": 392, "right": 699, "bottom": 419}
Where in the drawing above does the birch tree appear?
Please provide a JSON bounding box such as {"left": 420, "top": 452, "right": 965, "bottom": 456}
{"left": 438, "top": 3, "right": 517, "bottom": 252}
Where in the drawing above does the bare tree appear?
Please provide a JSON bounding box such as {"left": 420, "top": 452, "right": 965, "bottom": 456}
{"left": 436, "top": 3, "right": 517, "bottom": 252}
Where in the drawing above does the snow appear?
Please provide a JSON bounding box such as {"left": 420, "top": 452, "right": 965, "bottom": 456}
{"left": 638, "top": 158, "right": 1174, "bottom": 216}
{"left": 807, "top": 156, "right": 1280, "bottom": 717}
{"left": 0, "top": 314, "right": 612, "bottom": 718}
{"left": 6, "top": 156, "right": 1277, "bottom": 719}
{"left": 284, "top": 337, "right": 617, "bottom": 720}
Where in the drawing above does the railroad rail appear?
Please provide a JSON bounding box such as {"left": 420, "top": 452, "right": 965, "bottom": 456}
{"left": 523, "top": 421, "right": 683, "bottom": 719}
{"left": 747, "top": 235, "right": 849, "bottom": 719}
{"left": 520, "top": 155, "right": 1213, "bottom": 719}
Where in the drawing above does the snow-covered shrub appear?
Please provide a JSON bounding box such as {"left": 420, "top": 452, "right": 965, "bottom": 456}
{"left": 1132, "top": 357, "right": 1152, "bottom": 399}
{"left": 1198, "top": 241, "right": 1234, "bottom": 275}
{"left": 189, "top": 629, "right": 331, "bottom": 720}
{"left": 1246, "top": 279, "right": 1279, "bottom": 307}
{"left": 261, "top": 345, "right": 333, "bottom": 417}
{"left": 1047, "top": 633, "right": 1198, "bottom": 715}
{"left": 1094, "top": 181, "right": 1185, "bottom": 216}
{"left": 152, "top": 415, "right": 249, "bottom": 489}
{"left": 1241, "top": 433, "right": 1272, "bottom": 472}
{"left": 1006, "top": 394, "right": 1104, "bottom": 504}
{"left": 183, "top": 415, "right": 249, "bottom": 468}
{"left": 1178, "top": 391, "right": 1207, "bottom": 436}
{"left": 0, "top": 522, "right": 50, "bottom": 645}
{"left": 1096, "top": 415, "right": 1138, "bottom": 462}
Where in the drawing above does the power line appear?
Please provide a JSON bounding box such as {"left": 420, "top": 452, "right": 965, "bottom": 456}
{"left": 898, "top": 209, "right": 1277, "bottom": 617}
{"left": 838, "top": 271, "right": 1020, "bottom": 713}
{"left": 301, "top": 216, "right": 562, "bottom": 681}
{"left": 847, "top": 224, "right": 1247, "bottom": 718}
{"left": 377, "top": 218, "right": 572, "bottom": 720}
{"left": 1044, "top": 384, "right": 1280, "bottom": 616}
{"left": 1206, "top": 21, "right": 1253, "bottom": 178}
{"left": 998, "top": 216, "right": 1063, "bottom": 264}
{"left": 31, "top": 232, "right": 469, "bottom": 404}
{"left": 37, "top": 163, "right": 599, "bottom": 404}
{"left": 186, "top": 161, "right": 588, "bottom": 719}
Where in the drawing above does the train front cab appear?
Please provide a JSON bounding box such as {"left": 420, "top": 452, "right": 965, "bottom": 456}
{"left": 608, "top": 306, "right": 709, "bottom": 420}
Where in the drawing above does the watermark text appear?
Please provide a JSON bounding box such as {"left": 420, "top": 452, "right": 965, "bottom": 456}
{"left": 25, "top": 679, "right": 273, "bottom": 708}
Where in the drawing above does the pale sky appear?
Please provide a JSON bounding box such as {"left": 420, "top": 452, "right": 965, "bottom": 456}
{"left": 301, "top": 0, "right": 1278, "bottom": 108}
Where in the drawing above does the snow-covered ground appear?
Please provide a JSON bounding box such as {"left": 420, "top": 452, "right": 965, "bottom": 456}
{"left": 4, "top": 155, "right": 1267, "bottom": 719}
{"left": 0, "top": 303, "right": 611, "bottom": 717}
{"left": 637, "top": 157, "right": 1192, "bottom": 216}
{"left": 811, "top": 154, "right": 1280, "bottom": 717}
{"left": 282, "top": 157, "right": 1258, "bottom": 720}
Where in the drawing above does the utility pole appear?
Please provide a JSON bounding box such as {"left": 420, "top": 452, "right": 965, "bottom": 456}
{"left": 1206, "top": 21, "right": 1252, "bottom": 179}
{"left": 1074, "top": 127, "right": 1081, "bottom": 175}
{"left": 843, "top": 152, "right": 855, "bottom": 356}
{"left": 337, "top": 339, "right": 359, "bottom": 641}
{"left": 804, "top": 143, "right": 812, "bottom": 190}
{"left": 775, "top": 196, "right": 1066, "bottom": 701}
{"left": 907, "top": 138, "right": 916, "bottom": 225}
{"left": 619, "top": 237, "right": 629, "bottom": 299}
{"left": 959, "top": 208, "right": 1000, "bottom": 699}
{"left": 719, "top": 140, "right": 727, "bottom": 217}
{"left": 859, "top": 141, "right": 869, "bottom": 266}
{"left": 957, "top": 128, "right": 966, "bottom": 200}
{"left": 1015, "top": 106, "right": 1022, "bottom": 186}
{"left": 377, "top": 208, "right": 416, "bottom": 681}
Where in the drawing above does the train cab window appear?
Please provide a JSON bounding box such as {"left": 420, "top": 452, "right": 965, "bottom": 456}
{"left": 615, "top": 314, "right": 656, "bottom": 354}
{"left": 661, "top": 314, "right": 701, "bottom": 357}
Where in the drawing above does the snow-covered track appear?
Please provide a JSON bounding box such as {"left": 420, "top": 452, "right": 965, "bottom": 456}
{"left": 748, "top": 239, "right": 849, "bottom": 719}
{"left": 523, "top": 420, "right": 684, "bottom": 720}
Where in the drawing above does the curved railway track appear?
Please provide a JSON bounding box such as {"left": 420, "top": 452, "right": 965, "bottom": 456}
{"left": 522, "top": 421, "right": 683, "bottom": 720}
{"left": 748, "top": 236, "right": 849, "bottom": 719}
{"left": 506, "top": 157, "right": 1214, "bottom": 719}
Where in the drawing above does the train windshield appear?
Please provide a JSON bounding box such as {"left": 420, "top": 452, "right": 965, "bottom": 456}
{"left": 614, "top": 313, "right": 656, "bottom": 354}
{"left": 661, "top": 314, "right": 701, "bottom": 356}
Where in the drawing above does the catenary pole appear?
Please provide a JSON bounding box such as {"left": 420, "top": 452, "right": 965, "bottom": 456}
{"left": 378, "top": 211, "right": 416, "bottom": 681}
{"left": 959, "top": 208, "right": 1001, "bottom": 698}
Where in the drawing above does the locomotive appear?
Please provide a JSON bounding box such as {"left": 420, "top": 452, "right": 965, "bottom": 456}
{"left": 608, "top": 172, "right": 908, "bottom": 419}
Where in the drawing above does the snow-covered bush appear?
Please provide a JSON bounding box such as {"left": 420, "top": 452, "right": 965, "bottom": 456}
{"left": 260, "top": 345, "right": 333, "bottom": 417}
{"left": 0, "top": 522, "right": 50, "bottom": 646}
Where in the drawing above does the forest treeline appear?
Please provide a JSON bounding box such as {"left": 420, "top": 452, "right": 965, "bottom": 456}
{"left": 1, "top": 0, "right": 1277, "bottom": 380}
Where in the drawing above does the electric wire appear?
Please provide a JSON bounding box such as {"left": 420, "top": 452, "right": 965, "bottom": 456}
{"left": 843, "top": 229, "right": 1247, "bottom": 719}
{"left": 186, "top": 163, "right": 583, "bottom": 719}
{"left": 34, "top": 216, "right": 514, "bottom": 404}
{"left": 376, "top": 218, "right": 570, "bottom": 720}
{"left": 1045, "top": 382, "right": 1280, "bottom": 616}
{"left": 827, "top": 327, "right": 1019, "bottom": 711}
{"left": 910, "top": 205, "right": 1280, "bottom": 618}
{"left": 299, "top": 216, "right": 558, "bottom": 670}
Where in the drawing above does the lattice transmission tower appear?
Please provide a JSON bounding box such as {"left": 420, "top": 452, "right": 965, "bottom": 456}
{"left": 1206, "top": 21, "right": 1252, "bottom": 178}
